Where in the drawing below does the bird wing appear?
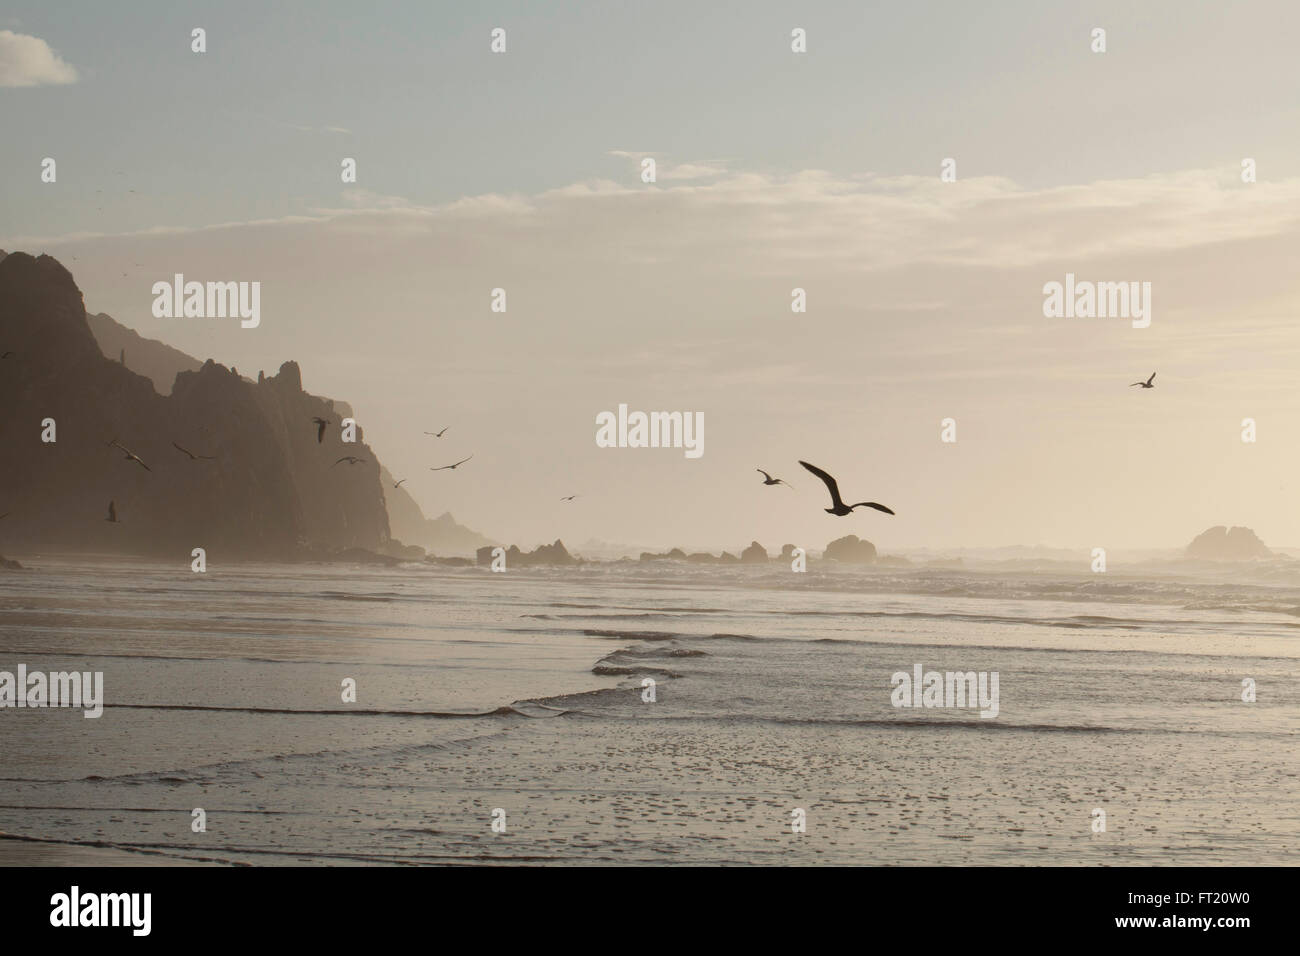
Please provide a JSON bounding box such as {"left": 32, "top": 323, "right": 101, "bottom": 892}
{"left": 1148, "top": 372, "right": 1156, "bottom": 385}
{"left": 757, "top": 469, "right": 772, "bottom": 481}
{"left": 108, "top": 502, "right": 116, "bottom": 520}
{"left": 334, "top": 456, "right": 351, "bottom": 465}
{"left": 455, "top": 456, "right": 472, "bottom": 467}
{"left": 799, "top": 460, "right": 844, "bottom": 508}
{"left": 1130, "top": 382, "right": 1143, "bottom": 386}
{"left": 316, "top": 421, "right": 326, "bottom": 442}
{"left": 172, "top": 442, "right": 196, "bottom": 459}
{"left": 851, "top": 502, "right": 895, "bottom": 515}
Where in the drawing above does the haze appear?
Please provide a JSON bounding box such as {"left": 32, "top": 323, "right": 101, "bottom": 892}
{"left": 4, "top": 0, "right": 1300, "bottom": 552}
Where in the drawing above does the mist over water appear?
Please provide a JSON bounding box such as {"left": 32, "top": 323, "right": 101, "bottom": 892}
{"left": 1, "top": 558, "right": 1294, "bottom": 865}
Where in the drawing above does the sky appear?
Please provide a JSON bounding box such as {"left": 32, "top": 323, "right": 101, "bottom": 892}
{"left": 4, "top": 0, "right": 1300, "bottom": 554}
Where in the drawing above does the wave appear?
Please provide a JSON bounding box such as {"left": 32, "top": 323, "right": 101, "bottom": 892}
{"left": 103, "top": 703, "right": 568, "bottom": 719}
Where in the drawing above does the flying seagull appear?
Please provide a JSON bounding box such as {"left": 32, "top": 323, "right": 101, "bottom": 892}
{"left": 172, "top": 442, "right": 215, "bottom": 461}
{"left": 561, "top": 494, "right": 579, "bottom": 501}
{"left": 425, "top": 427, "right": 449, "bottom": 438}
{"left": 1130, "top": 371, "right": 1156, "bottom": 389}
{"left": 798, "top": 460, "right": 895, "bottom": 517}
{"left": 312, "top": 417, "right": 330, "bottom": 443}
{"left": 756, "top": 468, "right": 792, "bottom": 488}
{"left": 393, "top": 478, "right": 408, "bottom": 488}
{"left": 106, "top": 501, "right": 119, "bottom": 523}
{"left": 431, "top": 455, "right": 473, "bottom": 471}
{"left": 109, "top": 439, "right": 151, "bottom": 472}
{"left": 335, "top": 456, "right": 366, "bottom": 466}
{"left": 0, "top": 351, "right": 13, "bottom": 359}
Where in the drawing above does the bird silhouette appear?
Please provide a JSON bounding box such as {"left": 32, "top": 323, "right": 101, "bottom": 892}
{"left": 312, "top": 417, "right": 330, "bottom": 443}
{"left": 425, "top": 427, "right": 449, "bottom": 438}
{"left": 109, "top": 439, "right": 151, "bottom": 472}
{"left": 561, "top": 494, "right": 579, "bottom": 501}
{"left": 393, "top": 478, "right": 408, "bottom": 488}
{"left": 105, "top": 501, "right": 119, "bottom": 523}
{"left": 799, "top": 460, "right": 894, "bottom": 517}
{"left": 1130, "top": 371, "right": 1157, "bottom": 389}
{"left": 431, "top": 455, "right": 472, "bottom": 471}
{"left": 335, "top": 456, "right": 366, "bottom": 466}
{"left": 756, "top": 468, "right": 792, "bottom": 488}
{"left": 172, "top": 442, "right": 215, "bottom": 461}
{"left": 0, "top": 351, "right": 13, "bottom": 360}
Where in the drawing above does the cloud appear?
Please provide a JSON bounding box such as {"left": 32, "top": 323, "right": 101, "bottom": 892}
{"left": 13, "top": 166, "right": 1300, "bottom": 277}
{"left": 0, "top": 30, "right": 77, "bottom": 87}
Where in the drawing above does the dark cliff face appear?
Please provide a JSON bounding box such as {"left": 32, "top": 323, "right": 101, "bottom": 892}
{"left": 253, "top": 361, "right": 390, "bottom": 552}
{"left": 0, "top": 252, "right": 389, "bottom": 558}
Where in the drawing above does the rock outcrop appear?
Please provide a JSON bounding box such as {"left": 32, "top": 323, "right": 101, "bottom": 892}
{"left": 740, "top": 541, "right": 768, "bottom": 563}
{"left": 477, "top": 539, "right": 578, "bottom": 567}
{"left": 1185, "top": 526, "right": 1272, "bottom": 561}
{"left": 824, "top": 534, "right": 877, "bottom": 563}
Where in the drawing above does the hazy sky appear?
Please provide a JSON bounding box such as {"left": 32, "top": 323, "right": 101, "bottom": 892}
{"left": 5, "top": 1, "right": 1300, "bottom": 553}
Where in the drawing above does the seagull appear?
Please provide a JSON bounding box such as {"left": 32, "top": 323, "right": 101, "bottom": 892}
{"left": 431, "top": 455, "right": 472, "bottom": 471}
{"left": 106, "top": 501, "right": 119, "bottom": 523}
{"left": 1130, "top": 371, "right": 1156, "bottom": 389}
{"left": 425, "top": 427, "right": 449, "bottom": 437}
{"left": 561, "top": 494, "right": 579, "bottom": 501}
{"left": 798, "top": 460, "right": 894, "bottom": 517}
{"left": 109, "top": 438, "right": 151, "bottom": 472}
{"left": 312, "top": 417, "right": 330, "bottom": 443}
{"left": 0, "top": 351, "right": 13, "bottom": 359}
{"left": 335, "top": 456, "right": 366, "bottom": 466}
{"left": 756, "top": 468, "right": 792, "bottom": 488}
{"left": 172, "top": 441, "right": 215, "bottom": 461}
{"left": 393, "top": 478, "right": 408, "bottom": 488}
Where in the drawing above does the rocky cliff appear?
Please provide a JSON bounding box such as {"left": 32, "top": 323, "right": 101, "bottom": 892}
{"left": 0, "top": 252, "right": 389, "bottom": 558}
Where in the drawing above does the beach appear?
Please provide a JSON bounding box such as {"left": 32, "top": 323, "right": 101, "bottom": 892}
{"left": 1, "top": 556, "right": 1296, "bottom": 865}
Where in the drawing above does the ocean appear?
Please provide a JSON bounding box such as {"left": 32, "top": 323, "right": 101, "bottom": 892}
{"left": 0, "top": 556, "right": 1295, "bottom": 865}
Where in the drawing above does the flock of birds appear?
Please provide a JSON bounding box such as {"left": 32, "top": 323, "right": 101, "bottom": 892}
{"left": 761, "top": 373, "right": 1159, "bottom": 521}
{"left": 4, "top": 343, "right": 1157, "bottom": 528}
{"left": 312, "top": 416, "right": 475, "bottom": 488}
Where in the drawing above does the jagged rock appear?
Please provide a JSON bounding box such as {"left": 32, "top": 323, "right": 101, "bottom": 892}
{"left": 740, "top": 541, "right": 768, "bottom": 564}
{"left": 0, "top": 555, "right": 22, "bottom": 570}
{"left": 85, "top": 312, "right": 201, "bottom": 395}
{"left": 477, "top": 539, "right": 577, "bottom": 567}
{"left": 824, "top": 534, "right": 877, "bottom": 564}
{"left": 639, "top": 547, "right": 687, "bottom": 562}
{"left": 1185, "top": 526, "right": 1272, "bottom": 560}
{"left": 780, "top": 544, "right": 797, "bottom": 560}
{"left": 718, "top": 551, "right": 740, "bottom": 564}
